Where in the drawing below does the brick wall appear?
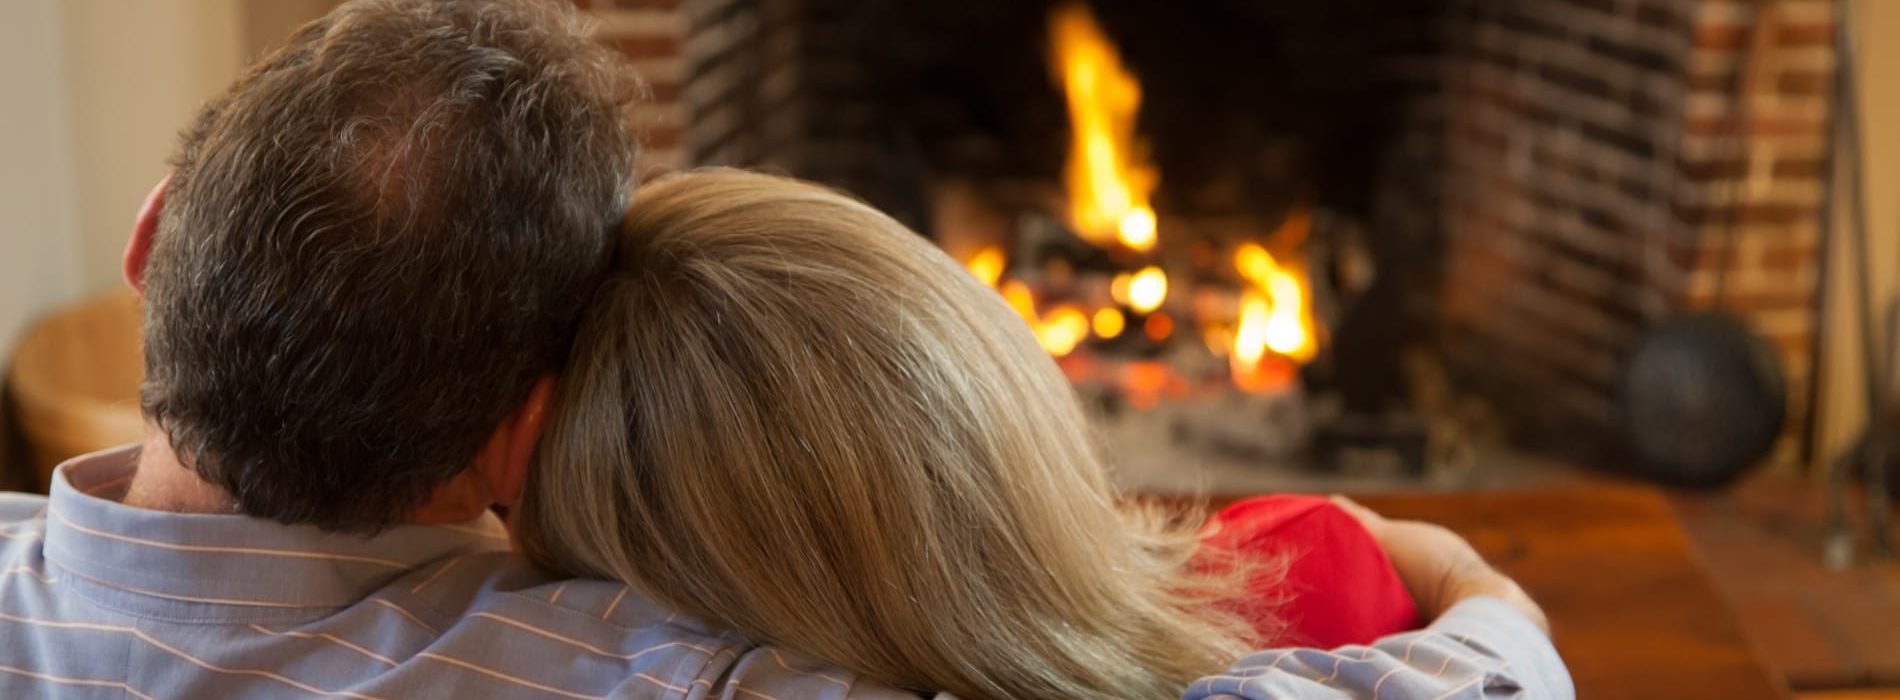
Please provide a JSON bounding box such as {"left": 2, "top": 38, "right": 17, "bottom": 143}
{"left": 576, "top": 0, "right": 688, "bottom": 170}
{"left": 1672, "top": 0, "right": 1831, "bottom": 465}
{"left": 588, "top": 0, "right": 908, "bottom": 210}
{"left": 1436, "top": 0, "right": 1830, "bottom": 467}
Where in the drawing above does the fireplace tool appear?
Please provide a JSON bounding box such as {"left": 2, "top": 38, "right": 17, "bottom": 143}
{"left": 1820, "top": 0, "right": 1895, "bottom": 568}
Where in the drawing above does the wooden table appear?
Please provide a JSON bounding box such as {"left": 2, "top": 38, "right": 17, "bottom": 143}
{"left": 1348, "top": 486, "right": 1789, "bottom": 700}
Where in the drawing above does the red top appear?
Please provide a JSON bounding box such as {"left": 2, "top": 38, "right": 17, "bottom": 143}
{"left": 1197, "top": 494, "right": 1419, "bottom": 648}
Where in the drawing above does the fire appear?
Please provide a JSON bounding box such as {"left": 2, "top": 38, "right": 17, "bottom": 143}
{"left": 1039, "top": 304, "right": 1091, "bottom": 356}
{"left": 1050, "top": 2, "right": 1158, "bottom": 252}
{"left": 1230, "top": 241, "right": 1317, "bottom": 388}
{"left": 1232, "top": 291, "right": 1273, "bottom": 368}
{"left": 995, "top": 278, "right": 1108, "bottom": 358}
{"left": 1125, "top": 265, "right": 1167, "bottom": 313}
{"left": 948, "top": 6, "right": 1321, "bottom": 392}
{"left": 1092, "top": 307, "right": 1125, "bottom": 339}
{"left": 965, "top": 246, "right": 1006, "bottom": 287}
{"left": 1000, "top": 279, "right": 1038, "bottom": 319}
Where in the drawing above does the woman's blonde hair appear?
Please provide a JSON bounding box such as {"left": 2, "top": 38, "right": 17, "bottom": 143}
{"left": 515, "top": 169, "right": 1262, "bottom": 699}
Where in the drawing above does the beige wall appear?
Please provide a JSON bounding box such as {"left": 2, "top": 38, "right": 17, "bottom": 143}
{"left": 1814, "top": 0, "right": 1900, "bottom": 467}
{"left": 1, "top": 0, "right": 340, "bottom": 355}
{"left": 60, "top": 0, "right": 246, "bottom": 296}
{"left": 0, "top": 0, "right": 84, "bottom": 352}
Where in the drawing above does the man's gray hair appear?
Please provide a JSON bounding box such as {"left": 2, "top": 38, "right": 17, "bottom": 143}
{"left": 140, "top": 0, "right": 638, "bottom": 532}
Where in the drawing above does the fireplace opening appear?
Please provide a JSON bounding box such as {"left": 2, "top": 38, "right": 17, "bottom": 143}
{"left": 620, "top": 0, "right": 1834, "bottom": 492}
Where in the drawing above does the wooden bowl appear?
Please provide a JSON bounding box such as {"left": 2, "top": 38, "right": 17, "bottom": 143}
{"left": 7, "top": 291, "right": 145, "bottom": 490}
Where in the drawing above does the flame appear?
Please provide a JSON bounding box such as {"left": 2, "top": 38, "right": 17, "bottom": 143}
{"left": 1051, "top": 3, "right": 1158, "bottom": 252}
{"left": 1001, "top": 280, "right": 1039, "bottom": 319}
{"left": 1230, "top": 242, "right": 1317, "bottom": 389}
{"left": 1092, "top": 307, "right": 1125, "bottom": 339}
{"left": 965, "top": 246, "right": 1007, "bottom": 287}
{"left": 1126, "top": 265, "right": 1167, "bottom": 314}
{"left": 1039, "top": 304, "right": 1091, "bottom": 356}
{"left": 1233, "top": 292, "right": 1273, "bottom": 368}
{"left": 997, "top": 279, "right": 1102, "bottom": 358}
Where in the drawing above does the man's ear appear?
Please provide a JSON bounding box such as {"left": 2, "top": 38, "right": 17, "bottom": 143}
{"left": 124, "top": 173, "right": 173, "bottom": 294}
{"left": 484, "top": 374, "right": 558, "bottom": 508}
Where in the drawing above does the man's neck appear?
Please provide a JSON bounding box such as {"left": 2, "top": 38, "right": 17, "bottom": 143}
{"left": 118, "top": 426, "right": 492, "bottom": 524}
{"left": 122, "top": 428, "right": 240, "bottom": 514}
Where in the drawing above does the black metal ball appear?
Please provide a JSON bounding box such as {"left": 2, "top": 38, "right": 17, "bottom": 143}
{"left": 1617, "top": 313, "right": 1787, "bottom": 489}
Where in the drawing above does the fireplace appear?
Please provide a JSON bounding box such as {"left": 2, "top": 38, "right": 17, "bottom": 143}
{"left": 582, "top": 0, "right": 1835, "bottom": 488}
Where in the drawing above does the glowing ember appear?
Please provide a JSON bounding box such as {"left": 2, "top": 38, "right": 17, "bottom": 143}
{"left": 1092, "top": 307, "right": 1126, "bottom": 339}
{"left": 1001, "top": 279, "right": 1039, "bottom": 320}
{"left": 993, "top": 278, "right": 1094, "bottom": 358}
{"left": 1118, "top": 207, "right": 1157, "bottom": 251}
{"left": 1126, "top": 265, "right": 1167, "bottom": 314}
{"left": 1050, "top": 2, "right": 1158, "bottom": 252}
{"left": 965, "top": 246, "right": 1006, "bottom": 288}
{"left": 1144, "top": 312, "right": 1174, "bottom": 341}
{"left": 1039, "top": 304, "right": 1091, "bottom": 356}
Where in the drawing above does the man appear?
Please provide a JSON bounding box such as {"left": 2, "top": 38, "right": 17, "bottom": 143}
{"left": 0, "top": 0, "right": 1570, "bottom": 697}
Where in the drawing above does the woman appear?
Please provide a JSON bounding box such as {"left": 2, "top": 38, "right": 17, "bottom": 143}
{"left": 514, "top": 169, "right": 1409, "bottom": 700}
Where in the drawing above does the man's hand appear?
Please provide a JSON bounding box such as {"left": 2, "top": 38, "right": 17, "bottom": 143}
{"left": 1331, "top": 495, "right": 1552, "bottom": 636}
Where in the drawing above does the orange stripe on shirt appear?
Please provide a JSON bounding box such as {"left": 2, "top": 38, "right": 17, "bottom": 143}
{"left": 51, "top": 510, "right": 409, "bottom": 569}
{"left": 0, "top": 664, "right": 159, "bottom": 700}
{"left": 0, "top": 611, "right": 394, "bottom": 699}
{"left": 369, "top": 599, "right": 441, "bottom": 635}
{"left": 470, "top": 612, "right": 717, "bottom": 660}
{"left": 417, "top": 652, "right": 608, "bottom": 699}
{"left": 247, "top": 625, "right": 401, "bottom": 667}
{"left": 51, "top": 563, "right": 332, "bottom": 609}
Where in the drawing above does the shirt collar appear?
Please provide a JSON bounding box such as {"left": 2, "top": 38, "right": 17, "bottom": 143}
{"left": 43, "top": 444, "right": 513, "bottom": 617}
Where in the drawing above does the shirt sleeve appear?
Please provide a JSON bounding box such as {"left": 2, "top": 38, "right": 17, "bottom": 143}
{"left": 699, "top": 644, "right": 947, "bottom": 700}
{"left": 1182, "top": 597, "right": 1575, "bottom": 700}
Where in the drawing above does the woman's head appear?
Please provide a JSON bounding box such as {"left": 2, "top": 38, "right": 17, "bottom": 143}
{"left": 516, "top": 169, "right": 1251, "bottom": 699}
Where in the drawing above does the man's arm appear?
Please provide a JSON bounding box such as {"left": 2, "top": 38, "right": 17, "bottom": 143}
{"left": 1184, "top": 596, "right": 1572, "bottom": 700}
{"left": 1181, "top": 497, "right": 1574, "bottom": 700}
{"left": 694, "top": 644, "right": 947, "bottom": 700}
{"left": 693, "top": 495, "right": 1574, "bottom": 700}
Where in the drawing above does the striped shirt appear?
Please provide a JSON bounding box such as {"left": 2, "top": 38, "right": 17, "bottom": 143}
{"left": 1186, "top": 596, "right": 1573, "bottom": 700}
{"left": 0, "top": 445, "right": 1572, "bottom": 699}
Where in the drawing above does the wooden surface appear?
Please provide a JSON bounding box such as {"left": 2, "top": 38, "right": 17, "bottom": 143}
{"left": 1348, "top": 486, "right": 1790, "bottom": 700}
{"left": 1672, "top": 471, "right": 1900, "bottom": 691}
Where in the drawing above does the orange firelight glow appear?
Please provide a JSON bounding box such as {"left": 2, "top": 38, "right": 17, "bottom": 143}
{"left": 965, "top": 246, "right": 1007, "bottom": 287}
{"left": 1229, "top": 238, "right": 1318, "bottom": 389}
{"left": 994, "top": 279, "right": 1100, "bottom": 358}
{"left": 1144, "top": 312, "right": 1174, "bottom": 341}
{"left": 1092, "top": 307, "right": 1126, "bottom": 339}
{"left": 1126, "top": 265, "right": 1167, "bottom": 314}
{"left": 1050, "top": 2, "right": 1158, "bottom": 252}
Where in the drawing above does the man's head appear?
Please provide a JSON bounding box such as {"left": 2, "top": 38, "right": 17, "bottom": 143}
{"left": 129, "top": 0, "right": 636, "bottom": 532}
